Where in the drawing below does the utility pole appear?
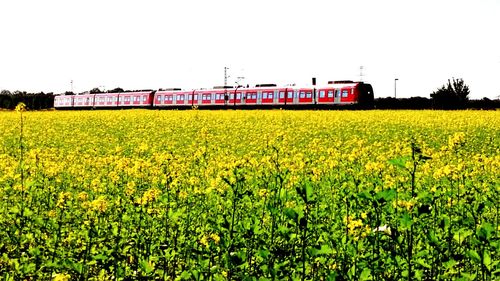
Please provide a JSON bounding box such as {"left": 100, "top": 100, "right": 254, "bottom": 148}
{"left": 224, "top": 67, "right": 229, "bottom": 105}
{"left": 224, "top": 67, "right": 229, "bottom": 87}
{"left": 394, "top": 78, "right": 399, "bottom": 99}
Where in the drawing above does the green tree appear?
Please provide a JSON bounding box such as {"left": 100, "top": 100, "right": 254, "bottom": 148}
{"left": 430, "top": 78, "right": 470, "bottom": 109}
{"left": 108, "top": 87, "right": 124, "bottom": 93}
{"left": 90, "top": 87, "right": 102, "bottom": 94}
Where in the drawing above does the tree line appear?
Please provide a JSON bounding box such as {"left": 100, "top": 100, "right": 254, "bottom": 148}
{"left": 1, "top": 79, "right": 499, "bottom": 110}
{"left": 0, "top": 90, "right": 54, "bottom": 110}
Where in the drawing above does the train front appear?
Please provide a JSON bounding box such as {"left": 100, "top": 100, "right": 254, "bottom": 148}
{"left": 356, "top": 82, "right": 374, "bottom": 107}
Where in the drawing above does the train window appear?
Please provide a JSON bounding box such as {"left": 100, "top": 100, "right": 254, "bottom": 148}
{"left": 253, "top": 94, "right": 257, "bottom": 99}
{"left": 279, "top": 92, "right": 285, "bottom": 99}
{"left": 269, "top": 93, "right": 273, "bottom": 99}
{"left": 288, "top": 92, "right": 293, "bottom": 99}
{"left": 300, "top": 92, "right": 305, "bottom": 99}
{"left": 342, "top": 90, "right": 349, "bottom": 97}
{"left": 320, "top": 91, "right": 325, "bottom": 98}
{"left": 306, "top": 93, "right": 312, "bottom": 98}
{"left": 193, "top": 95, "right": 198, "bottom": 100}
{"left": 263, "top": 93, "right": 268, "bottom": 99}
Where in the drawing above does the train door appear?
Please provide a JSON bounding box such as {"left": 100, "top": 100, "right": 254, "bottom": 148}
{"left": 334, "top": 89, "right": 341, "bottom": 104}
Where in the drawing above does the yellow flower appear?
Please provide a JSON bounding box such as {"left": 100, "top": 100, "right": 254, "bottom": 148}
{"left": 48, "top": 210, "right": 57, "bottom": 218}
{"left": 56, "top": 191, "right": 72, "bottom": 209}
{"left": 90, "top": 196, "right": 109, "bottom": 213}
{"left": 200, "top": 235, "right": 209, "bottom": 247}
{"left": 77, "top": 191, "right": 88, "bottom": 201}
{"left": 52, "top": 273, "right": 70, "bottom": 281}
{"left": 210, "top": 233, "right": 220, "bottom": 244}
{"left": 15, "top": 102, "right": 26, "bottom": 112}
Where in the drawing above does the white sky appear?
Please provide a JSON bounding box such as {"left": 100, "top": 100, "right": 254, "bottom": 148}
{"left": 0, "top": 0, "right": 499, "bottom": 99}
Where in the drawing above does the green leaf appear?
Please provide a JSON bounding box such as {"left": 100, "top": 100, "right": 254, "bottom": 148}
{"left": 305, "top": 182, "right": 316, "bottom": 203}
{"left": 459, "top": 272, "right": 477, "bottom": 280}
{"left": 359, "top": 268, "right": 372, "bottom": 280}
{"left": 388, "top": 156, "right": 411, "bottom": 170}
{"left": 416, "top": 258, "right": 431, "bottom": 269}
{"left": 21, "top": 263, "right": 36, "bottom": 274}
{"left": 484, "top": 250, "right": 491, "bottom": 271}
{"left": 92, "top": 254, "right": 108, "bottom": 261}
{"left": 375, "top": 189, "right": 396, "bottom": 205}
{"left": 453, "top": 228, "right": 473, "bottom": 245}
{"left": 427, "top": 230, "right": 440, "bottom": 247}
{"left": 399, "top": 212, "right": 413, "bottom": 229}
{"left": 10, "top": 205, "right": 20, "bottom": 214}
{"left": 466, "top": 250, "right": 481, "bottom": 263}
{"left": 317, "top": 244, "right": 333, "bottom": 255}
{"left": 258, "top": 249, "right": 270, "bottom": 259}
{"left": 180, "top": 270, "right": 191, "bottom": 279}
{"left": 477, "top": 223, "right": 494, "bottom": 242}
{"left": 284, "top": 208, "right": 298, "bottom": 222}
{"left": 357, "top": 191, "right": 373, "bottom": 200}
{"left": 139, "top": 259, "right": 154, "bottom": 275}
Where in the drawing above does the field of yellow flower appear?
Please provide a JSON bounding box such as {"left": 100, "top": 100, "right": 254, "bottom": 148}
{"left": 1, "top": 109, "right": 499, "bottom": 280}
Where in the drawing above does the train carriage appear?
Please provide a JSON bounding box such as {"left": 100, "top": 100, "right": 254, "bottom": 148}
{"left": 154, "top": 89, "right": 193, "bottom": 107}
{"left": 118, "top": 91, "right": 154, "bottom": 107}
{"left": 94, "top": 93, "right": 119, "bottom": 108}
{"left": 54, "top": 95, "right": 74, "bottom": 108}
{"left": 73, "top": 94, "right": 95, "bottom": 108}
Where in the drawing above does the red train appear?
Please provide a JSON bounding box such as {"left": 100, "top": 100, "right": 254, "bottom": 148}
{"left": 54, "top": 81, "right": 374, "bottom": 109}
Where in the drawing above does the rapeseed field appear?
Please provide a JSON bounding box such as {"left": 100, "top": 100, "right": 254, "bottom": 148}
{"left": 0, "top": 109, "right": 499, "bottom": 280}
